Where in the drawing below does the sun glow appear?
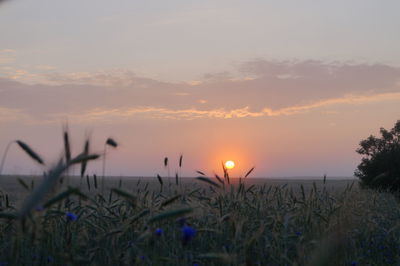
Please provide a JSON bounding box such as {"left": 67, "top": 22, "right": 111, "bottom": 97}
{"left": 225, "top": 160, "right": 235, "bottom": 169}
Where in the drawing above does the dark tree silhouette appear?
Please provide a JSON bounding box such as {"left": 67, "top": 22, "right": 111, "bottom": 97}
{"left": 355, "top": 120, "right": 400, "bottom": 191}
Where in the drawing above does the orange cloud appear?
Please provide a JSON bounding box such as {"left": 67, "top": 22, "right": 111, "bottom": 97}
{"left": 47, "top": 91, "right": 400, "bottom": 122}
{"left": 262, "top": 92, "right": 400, "bottom": 116}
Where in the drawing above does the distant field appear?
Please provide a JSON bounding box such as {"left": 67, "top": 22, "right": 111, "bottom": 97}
{"left": 0, "top": 175, "right": 356, "bottom": 205}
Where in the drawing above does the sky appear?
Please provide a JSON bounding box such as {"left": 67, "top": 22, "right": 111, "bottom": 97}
{"left": 0, "top": 0, "right": 399, "bottom": 178}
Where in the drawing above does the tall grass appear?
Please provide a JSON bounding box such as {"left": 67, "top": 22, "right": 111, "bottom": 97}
{"left": 0, "top": 140, "right": 45, "bottom": 176}
{"left": 102, "top": 138, "right": 118, "bottom": 193}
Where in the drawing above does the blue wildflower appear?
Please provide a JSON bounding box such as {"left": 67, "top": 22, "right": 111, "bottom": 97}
{"left": 193, "top": 263, "right": 200, "bottom": 266}
{"left": 47, "top": 256, "right": 54, "bottom": 263}
{"left": 351, "top": 262, "right": 358, "bottom": 266}
{"left": 66, "top": 212, "right": 77, "bottom": 221}
{"left": 140, "top": 255, "right": 145, "bottom": 261}
{"left": 296, "top": 231, "right": 302, "bottom": 236}
{"left": 181, "top": 225, "right": 196, "bottom": 244}
{"left": 182, "top": 225, "right": 196, "bottom": 238}
{"left": 155, "top": 228, "right": 163, "bottom": 236}
{"left": 0, "top": 262, "right": 8, "bottom": 266}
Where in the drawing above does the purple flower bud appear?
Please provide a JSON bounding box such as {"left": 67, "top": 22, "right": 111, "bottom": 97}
{"left": 181, "top": 225, "right": 196, "bottom": 244}
{"left": 66, "top": 212, "right": 77, "bottom": 222}
{"left": 155, "top": 228, "right": 163, "bottom": 236}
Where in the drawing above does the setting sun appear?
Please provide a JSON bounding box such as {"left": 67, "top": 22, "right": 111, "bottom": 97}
{"left": 225, "top": 160, "right": 235, "bottom": 169}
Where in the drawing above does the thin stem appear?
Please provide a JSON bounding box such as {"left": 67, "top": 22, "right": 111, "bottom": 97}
{"left": 0, "top": 140, "right": 15, "bottom": 176}
{"left": 167, "top": 165, "right": 171, "bottom": 194}
{"left": 101, "top": 144, "right": 107, "bottom": 194}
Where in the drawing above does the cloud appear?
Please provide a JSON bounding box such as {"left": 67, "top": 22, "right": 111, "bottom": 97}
{"left": 43, "top": 69, "right": 167, "bottom": 88}
{"left": 50, "top": 106, "right": 263, "bottom": 122}
{"left": 42, "top": 91, "right": 400, "bottom": 122}
{"left": 1, "top": 59, "right": 399, "bottom": 123}
{"left": 34, "top": 65, "right": 57, "bottom": 71}
{"left": 0, "top": 49, "right": 16, "bottom": 64}
{"left": 262, "top": 91, "right": 400, "bottom": 116}
{"left": 0, "top": 107, "right": 29, "bottom": 122}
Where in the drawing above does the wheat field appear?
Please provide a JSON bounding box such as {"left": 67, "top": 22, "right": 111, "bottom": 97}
{"left": 0, "top": 173, "right": 399, "bottom": 265}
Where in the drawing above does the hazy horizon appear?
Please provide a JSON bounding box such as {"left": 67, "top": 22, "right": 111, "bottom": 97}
{"left": 0, "top": 173, "right": 358, "bottom": 180}
{"left": 1, "top": 1, "right": 399, "bottom": 178}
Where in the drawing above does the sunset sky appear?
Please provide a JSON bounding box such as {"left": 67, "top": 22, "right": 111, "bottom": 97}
{"left": 1, "top": 0, "right": 399, "bottom": 178}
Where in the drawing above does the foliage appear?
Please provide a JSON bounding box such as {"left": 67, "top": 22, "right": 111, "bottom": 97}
{"left": 355, "top": 120, "right": 400, "bottom": 191}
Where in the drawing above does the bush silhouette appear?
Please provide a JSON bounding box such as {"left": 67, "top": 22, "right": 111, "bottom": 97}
{"left": 355, "top": 120, "right": 400, "bottom": 191}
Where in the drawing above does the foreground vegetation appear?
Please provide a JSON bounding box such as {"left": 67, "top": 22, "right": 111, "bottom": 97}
{"left": 0, "top": 174, "right": 399, "bottom": 266}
